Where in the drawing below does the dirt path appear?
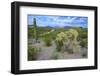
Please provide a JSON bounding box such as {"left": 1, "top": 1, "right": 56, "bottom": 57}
{"left": 37, "top": 41, "right": 56, "bottom": 60}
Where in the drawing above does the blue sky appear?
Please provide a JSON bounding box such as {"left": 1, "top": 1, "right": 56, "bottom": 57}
{"left": 28, "top": 15, "right": 88, "bottom": 28}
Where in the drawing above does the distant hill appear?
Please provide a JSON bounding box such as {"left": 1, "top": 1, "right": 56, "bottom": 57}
{"left": 28, "top": 25, "right": 87, "bottom": 29}
{"left": 63, "top": 26, "right": 72, "bottom": 29}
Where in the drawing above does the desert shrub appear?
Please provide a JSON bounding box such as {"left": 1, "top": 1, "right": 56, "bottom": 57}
{"left": 72, "top": 41, "right": 81, "bottom": 53}
{"left": 82, "top": 53, "right": 87, "bottom": 57}
{"left": 28, "top": 28, "right": 34, "bottom": 38}
{"left": 42, "top": 33, "right": 52, "bottom": 46}
{"left": 81, "top": 32, "right": 87, "bottom": 38}
{"left": 66, "top": 48, "right": 74, "bottom": 54}
{"left": 51, "top": 29, "right": 56, "bottom": 40}
{"left": 51, "top": 51, "right": 59, "bottom": 59}
{"left": 75, "top": 27, "right": 87, "bottom": 41}
{"left": 28, "top": 46, "right": 40, "bottom": 60}
{"left": 80, "top": 38, "right": 87, "bottom": 47}
{"left": 55, "top": 40, "right": 63, "bottom": 52}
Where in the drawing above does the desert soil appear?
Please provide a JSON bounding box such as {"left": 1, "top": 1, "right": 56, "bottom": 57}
{"left": 30, "top": 39, "right": 87, "bottom": 60}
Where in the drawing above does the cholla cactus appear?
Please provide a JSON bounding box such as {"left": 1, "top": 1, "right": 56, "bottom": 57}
{"left": 65, "top": 29, "right": 80, "bottom": 53}
{"left": 56, "top": 32, "right": 67, "bottom": 42}
{"left": 72, "top": 41, "right": 81, "bottom": 53}
{"left": 55, "top": 32, "right": 67, "bottom": 52}
{"left": 65, "top": 29, "right": 78, "bottom": 41}
{"left": 55, "top": 29, "right": 80, "bottom": 53}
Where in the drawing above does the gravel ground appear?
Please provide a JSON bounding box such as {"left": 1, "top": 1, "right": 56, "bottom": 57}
{"left": 30, "top": 39, "right": 87, "bottom": 60}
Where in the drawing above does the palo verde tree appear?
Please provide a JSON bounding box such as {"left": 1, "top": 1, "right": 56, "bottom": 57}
{"left": 33, "top": 17, "right": 38, "bottom": 43}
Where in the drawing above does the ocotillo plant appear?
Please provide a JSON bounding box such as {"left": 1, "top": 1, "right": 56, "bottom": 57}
{"left": 33, "top": 17, "right": 38, "bottom": 43}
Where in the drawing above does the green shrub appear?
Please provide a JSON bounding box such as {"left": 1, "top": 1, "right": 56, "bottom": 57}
{"left": 80, "top": 38, "right": 87, "bottom": 47}
{"left": 51, "top": 51, "right": 59, "bottom": 59}
{"left": 28, "top": 28, "right": 34, "bottom": 38}
{"left": 28, "top": 46, "right": 40, "bottom": 60}
{"left": 42, "top": 33, "right": 52, "bottom": 46}
{"left": 67, "top": 48, "right": 74, "bottom": 54}
{"left": 75, "top": 27, "right": 87, "bottom": 40}
{"left": 55, "top": 40, "right": 63, "bottom": 52}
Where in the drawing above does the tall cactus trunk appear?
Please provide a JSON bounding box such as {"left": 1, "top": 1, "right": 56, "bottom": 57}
{"left": 33, "top": 18, "right": 38, "bottom": 43}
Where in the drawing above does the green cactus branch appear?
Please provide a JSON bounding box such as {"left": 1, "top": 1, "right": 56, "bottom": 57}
{"left": 33, "top": 17, "right": 38, "bottom": 43}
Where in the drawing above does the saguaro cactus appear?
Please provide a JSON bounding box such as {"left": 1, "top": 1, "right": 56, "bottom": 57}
{"left": 33, "top": 17, "right": 38, "bottom": 43}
